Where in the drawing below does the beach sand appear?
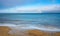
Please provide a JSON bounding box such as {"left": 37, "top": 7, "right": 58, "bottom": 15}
{"left": 0, "top": 26, "right": 60, "bottom": 36}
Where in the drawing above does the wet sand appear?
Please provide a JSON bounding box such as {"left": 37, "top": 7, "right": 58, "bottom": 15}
{"left": 0, "top": 26, "right": 60, "bottom": 36}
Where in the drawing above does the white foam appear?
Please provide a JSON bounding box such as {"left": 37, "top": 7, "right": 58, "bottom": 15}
{"left": 0, "top": 23, "right": 16, "bottom": 27}
{"left": 0, "top": 23, "right": 60, "bottom": 32}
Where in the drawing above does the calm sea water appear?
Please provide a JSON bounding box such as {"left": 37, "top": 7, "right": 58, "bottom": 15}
{"left": 0, "top": 13, "right": 60, "bottom": 28}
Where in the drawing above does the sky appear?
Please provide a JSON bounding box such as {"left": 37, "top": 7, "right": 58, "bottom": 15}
{"left": 0, "top": 0, "right": 60, "bottom": 13}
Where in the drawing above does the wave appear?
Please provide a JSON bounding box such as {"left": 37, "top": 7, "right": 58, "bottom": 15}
{"left": 0, "top": 23, "right": 60, "bottom": 32}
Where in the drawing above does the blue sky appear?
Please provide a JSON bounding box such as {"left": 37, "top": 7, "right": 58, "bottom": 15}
{"left": 0, "top": 0, "right": 60, "bottom": 13}
{"left": 0, "top": 0, "right": 60, "bottom": 9}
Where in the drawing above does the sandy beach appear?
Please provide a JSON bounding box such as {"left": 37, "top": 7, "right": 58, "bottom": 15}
{"left": 0, "top": 26, "right": 60, "bottom": 36}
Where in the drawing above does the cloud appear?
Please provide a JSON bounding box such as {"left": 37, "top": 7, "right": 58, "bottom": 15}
{"left": 0, "top": 4, "right": 60, "bottom": 13}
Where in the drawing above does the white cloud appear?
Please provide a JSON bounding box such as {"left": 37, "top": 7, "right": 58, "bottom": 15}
{"left": 0, "top": 4, "right": 60, "bottom": 13}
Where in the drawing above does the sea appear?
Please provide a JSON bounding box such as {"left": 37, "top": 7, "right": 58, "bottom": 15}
{"left": 0, "top": 13, "right": 60, "bottom": 32}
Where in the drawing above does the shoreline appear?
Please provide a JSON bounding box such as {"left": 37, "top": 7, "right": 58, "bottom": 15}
{"left": 0, "top": 23, "right": 60, "bottom": 32}
{"left": 0, "top": 26, "right": 60, "bottom": 36}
